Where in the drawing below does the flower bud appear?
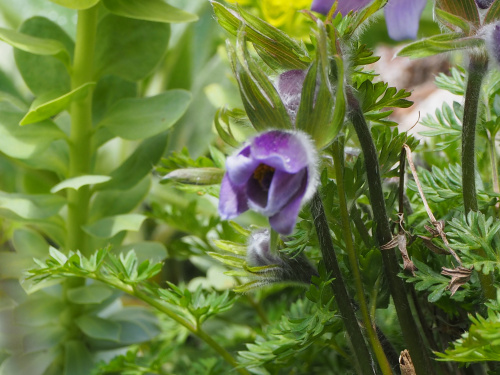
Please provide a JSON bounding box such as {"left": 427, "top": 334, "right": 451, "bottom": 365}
{"left": 486, "top": 22, "right": 500, "bottom": 65}
{"left": 247, "top": 229, "right": 317, "bottom": 284}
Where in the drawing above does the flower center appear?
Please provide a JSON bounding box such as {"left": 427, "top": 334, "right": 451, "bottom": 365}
{"left": 253, "top": 164, "right": 275, "bottom": 191}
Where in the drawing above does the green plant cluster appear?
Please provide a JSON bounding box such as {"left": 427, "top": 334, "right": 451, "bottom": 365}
{"left": 1, "top": 0, "right": 500, "bottom": 374}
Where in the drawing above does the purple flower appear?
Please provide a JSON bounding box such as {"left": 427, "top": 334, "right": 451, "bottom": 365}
{"left": 311, "top": 0, "right": 371, "bottom": 15}
{"left": 311, "top": 0, "right": 427, "bottom": 41}
{"left": 385, "top": 0, "right": 426, "bottom": 41}
{"left": 218, "top": 130, "right": 318, "bottom": 235}
{"left": 475, "top": 0, "right": 494, "bottom": 9}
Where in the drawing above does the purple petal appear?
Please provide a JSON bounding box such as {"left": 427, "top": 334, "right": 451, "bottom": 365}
{"left": 385, "top": 0, "right": 426, "bottom": 41}
{"left": 226, "top": 145, "right": 260, "bottom": 186}
{"left": 251, "top": 131, "right": 310, "bottom": 173}
{"left": 311, "top": 0, "right": 372, "bottom": 15}
{"left": 269, "top": 191, "right": 305, "bottom": 235}
{"left": 218, "top": 174, "right": 249, "bottom": 219}
{"left": 311, "top": 0, "right": 334, "bottom": 14}
{"left": 476, "top": 0, "right": 494, "bottom": 9}
{"left": 336, "top": 0, "right": 373, "bottom": 15}
{"left": 249, "top": 168, "right": 307, "bottom": 216}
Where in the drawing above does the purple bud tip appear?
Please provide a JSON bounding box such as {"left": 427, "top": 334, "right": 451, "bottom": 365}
{"left": 275, "top": 70, "right": 307, "bottom": 124}
{"left": 487, "top": 23, "right": 500, "bottom": 65}
{"left": 475, "top": 0, "right": 494, "bottom": 9}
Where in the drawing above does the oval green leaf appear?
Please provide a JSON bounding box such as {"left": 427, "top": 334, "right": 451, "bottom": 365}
{"left": 94, "top": 14, "right": 170, "bottom": 81}
{"left": 15, "top": 17, "right": 74, "bottom": 96}
{"left": 67, "top": 284, "right": 114, "bottom": 304}
{"left": 103, "top": 0, "right": 198, "bottom": 23}
{"left": 98, "top": 90, "right": 191, "bottom": 140}
{"left": 75, "top": 315, "right": 121, "bottom": 341}
{"left": 83, "top": 214, "right": 146, "bottom": 238}
{"left": 20, "top": 82, "right": 96, "bottom": 125}
{"left": 51, "top": 175, "right": 111, "bottom": 193}
{"left": 0, "top": 27, "right": 70, "bottom": 67}
{"left": 0, "top": 191, "right": 66, "bottom": 220}
{"left": 0, "top": 103, "right": 66, "bottom": 160}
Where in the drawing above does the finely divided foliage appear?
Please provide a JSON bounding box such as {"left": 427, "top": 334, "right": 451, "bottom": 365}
{"left": 1, "top": 0, "right": 500, "bottom": 374}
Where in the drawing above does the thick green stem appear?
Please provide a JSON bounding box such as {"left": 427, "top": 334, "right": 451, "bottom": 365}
{"left": 310, "top": 193, "right": 376, "bottom": 375}
{"left": 332, "top": 139, "right": 393, "bottom": 375}
{"left": 66, "top": 6, "right": 98, "bottom": 255}
{"left": 462, "top": 54, "right": 488, "bottom": 214}
{"left": 347, "top": 88, "right": 435, "bottom": 375}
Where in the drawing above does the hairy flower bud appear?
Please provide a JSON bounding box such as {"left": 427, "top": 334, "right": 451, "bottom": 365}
{"left": 486, "top": 22, "right": 500, "bottom": 65}
{"left": 247, "top": 229, "right": 317, "bottom": 284}
{"left": 275, "top": 69, "right": 307, "bottom": 124}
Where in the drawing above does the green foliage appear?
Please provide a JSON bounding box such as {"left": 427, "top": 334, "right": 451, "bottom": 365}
{"left": 437, "top": 293, "right": 500, "bottom": 362}
{"left": 447, "top": 211, "right": 500, "bottom": 274}
{"left": 355, "top": 80, "right": 412, "bottom": 126}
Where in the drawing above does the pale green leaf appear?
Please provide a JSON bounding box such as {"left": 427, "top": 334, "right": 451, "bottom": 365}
{"left": 15, "top": 17, "right": 73, "bottom": 96}
{"left": 20, "top": 82, "right": 96, "bottom": 125}
{"left": 98, "top": 90, "right": 191, "bottom": 140}
{"left": 94, "top": 14, "right": 170, "bottom": 81}
{"left": 103, "top": 0, "right": 198, "bottom": 23}
{"left": 75, "top": 315, "right": 121, "bottom": 341}
{"left": 67, "top": 284, "right": 114, "bottom": 304}
{"left": 83, "top": 214, "right": 146, "bottom": 238}
{"left": 0, "top": 102, "right": 67, "bottom": 159}
{"left": 50, "top": 175, "right": 111, "bottom": 193}
{"left": 0, "top": 191, "right": 65, "bottom": 220}
{"left": 0, "top": 26, "right": 70, "bottom": 68}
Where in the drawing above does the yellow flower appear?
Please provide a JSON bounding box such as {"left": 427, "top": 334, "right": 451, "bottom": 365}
{"left": 260, "top": 0, "right": 312, "bottom": 27}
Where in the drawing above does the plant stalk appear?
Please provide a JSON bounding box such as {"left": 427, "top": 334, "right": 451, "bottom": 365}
{"left": 332, "top": 138, "right": 393, "bottom": 375}
{"left": 462, "top": 54, "right": 488, "bottom": 214}
{"left": 310, "top": 193, "right": 376, "bottom": 375}
{"left": 461, "top": 55, "right": 496, "bottom": 301}
{"left": 346, "top": 88, "right": 435, "bottom": 375}
{"left": 66, "top": 6, "right": 98, "bottom": 256}
{"left": 129, "top": 286, "right": 250, "bottom": 375}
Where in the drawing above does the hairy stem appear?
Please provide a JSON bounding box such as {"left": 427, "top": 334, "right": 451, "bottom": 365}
{"left": 66, "top": 6, "right": 98, "bottom": 256}
{"left": 347, "top": 88, "right": 435, "bottom": 375}
{"left": 310, "top": 193, "right": 376, "bottom": 375}
{"left": 332, "top": 139, "right": 393, "bottom": 375}
{"left": 462, "top": 55, "right": 496, "bottom": 301}
{"left": 462, "top": 54, "right": 488, "bottom": 214}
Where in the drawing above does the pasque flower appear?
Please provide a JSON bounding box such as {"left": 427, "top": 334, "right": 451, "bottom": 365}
{"left": 218, "top": 130, "right": 318, "bottom": 235}
{"left": 311, "top": 0, "right": 427, "bottom": 41}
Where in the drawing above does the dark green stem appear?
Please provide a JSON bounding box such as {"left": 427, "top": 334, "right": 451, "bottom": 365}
{"left": 347, "top": 88, "right": 435, "bottom": 375}
{"left": 332, "top": 139, "right": 392, "bottom": 375}
{"left": 462, "top": 54, "right": 488, "bottom": 214}
{"left": 461, "top": 55, "right": 496, "bottom": 301}
{"left": 67, "top": 6, "right": 98, "bottom": 255}
{"left": 310, "top": 193, "right": 376, "bottom": 375}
